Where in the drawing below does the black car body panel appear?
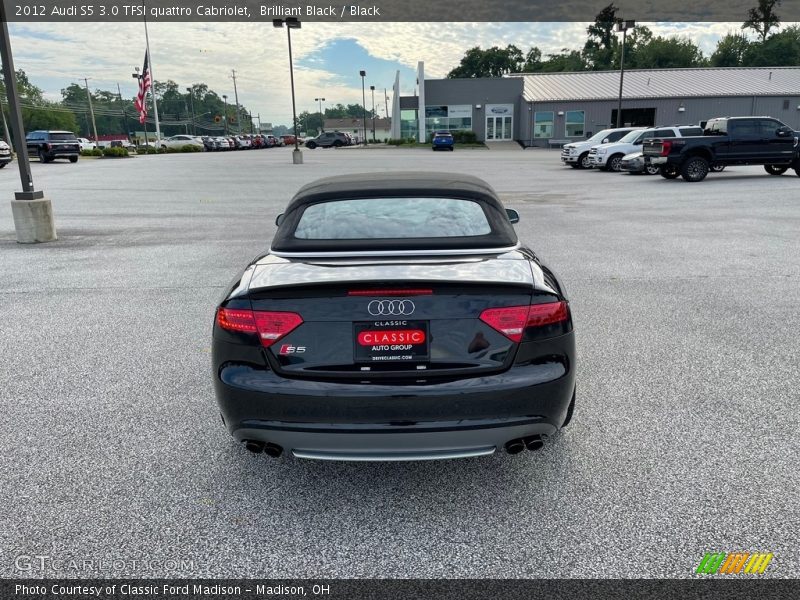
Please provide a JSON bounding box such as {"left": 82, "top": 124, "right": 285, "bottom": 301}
{"left": 212, "top": 173, "right": 576, "bottom": 461}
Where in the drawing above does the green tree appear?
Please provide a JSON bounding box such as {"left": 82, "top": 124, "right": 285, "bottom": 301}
{"left": 629, "top": 36, "right": 706, "bottom": 69}
{"left": 522, "top": 47, "right": 543, "bottom": 71}
{"left": 447, "top": 45, "right": 526, "bottom": 78}
{"left": 539, "top": 49, "right": 586, "bottom": 72}
{"left": 710, "top": 32, "right": 752, "bottom": 66}
{"left": 742, "top": 24, "right": 800, "bottom": 65}
{"left": 583, "top": 4, "right": 620, "bottom": 69}
{"left": 743, "top": 0, "right": 781, "bottom": 43}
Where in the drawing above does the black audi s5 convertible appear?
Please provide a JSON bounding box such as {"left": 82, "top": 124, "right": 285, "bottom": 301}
{"left": 212, "top": 173, "right": 576, "bottom": 461}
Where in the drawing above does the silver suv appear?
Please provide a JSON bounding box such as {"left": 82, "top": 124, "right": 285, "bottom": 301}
{"left": 305, "top": 131, "right": 350, "bottom": 149}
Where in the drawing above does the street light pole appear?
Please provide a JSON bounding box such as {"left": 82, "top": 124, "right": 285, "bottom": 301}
{"left": 1, "top": 8, "right": 56, "bottom": 242}
{"left": 315, "top": 96, "right": 325, "bottom": 132}
{"left": 186, "top": 86, "right": 196, "bottom": 135}
{"left": 359, "top": 70, "right": 367, "bottom": 147}
{"left": 369, "top": 85, "right": 376, "bottom": 142}
{"left": 222, "top": 94, "right": 228, "bottom": 135}
{"left": 616, "top": 19, "right": 635, "bottom": 128}
{"left": 274, "top": 17, "right": 303, "bottom": 164}
{"left": 230, "top": 69, "right": 241, "bottom": 133}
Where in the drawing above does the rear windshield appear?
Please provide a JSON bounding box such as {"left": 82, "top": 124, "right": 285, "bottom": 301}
{"left": 294, "top": 197, "right": 491, "bottom": 239}
{"left": 50, "top": 133, "right": 78, "bottom": 141}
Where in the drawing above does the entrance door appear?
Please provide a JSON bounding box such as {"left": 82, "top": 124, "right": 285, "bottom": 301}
{"left": 486, "top": 116, "right": 512, "bottom": 141}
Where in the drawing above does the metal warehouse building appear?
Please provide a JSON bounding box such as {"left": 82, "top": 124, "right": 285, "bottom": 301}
{"left": 391, "top": 63, "right": 800, "bottom": 146}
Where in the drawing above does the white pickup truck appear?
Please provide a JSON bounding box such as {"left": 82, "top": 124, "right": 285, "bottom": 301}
{"left": 561, "top": 127, "right": 639, "bottom": 169}
{"left": 589, "top": 125, "right": 704, "bottom": 171}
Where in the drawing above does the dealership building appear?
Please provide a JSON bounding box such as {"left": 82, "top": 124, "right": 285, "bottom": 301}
{"left": 390, "top": 63, "right": 800, "bottom": 146}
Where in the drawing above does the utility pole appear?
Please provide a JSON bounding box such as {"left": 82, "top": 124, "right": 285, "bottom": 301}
{"left": 117, "top": 82, "right": 131, "bottom": 142}
{"left": 230, "top": 69, "right": 241, "bottom": 133}
{"left": 384, "top": 88, "right": 389, "bottom": 120}
{"left": 84, "top": 78, "right": 99, "bottom": 145}
{"left": 222, "top": 94, "right": 228, "bottom": 135}
{"left": 186, "top": 86, "right": 196, "bottom": 135}
{"left": 256, "top": 113, "right": 261, "bottom": 133}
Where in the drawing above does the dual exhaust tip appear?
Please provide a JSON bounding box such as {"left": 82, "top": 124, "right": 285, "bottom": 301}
{"left": 245, "top": 437, "right": 541, "bottom": 458}
{"left": 505, "top": 435, "right": 544, "bottom": 454}
{"left": 243, "top": 440, "right": 283, "bottom": 458}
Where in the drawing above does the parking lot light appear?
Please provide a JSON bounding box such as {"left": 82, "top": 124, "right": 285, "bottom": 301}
{"left": 615, "top": 19, "right": 635, "bottom": 128}
{"left": 275, "top": 18, "right": 303, "bottom": 164}
{"left": 315, "top": 97, "right": 325, "bottom": 132}
{"left": 370, "top": 85, "right": 376, "bottom": 142}
{"left": 359, "top": 70, "right": 367, "bottom": 146}
{"left": 1, "top": 6, "right": 56, "bottom": 243}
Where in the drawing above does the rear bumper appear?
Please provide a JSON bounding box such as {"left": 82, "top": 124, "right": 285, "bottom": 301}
{"left": 645, "top": 156, "right": 667, "bottom": 165}
{"left": 213, "top": 337, "right": 575, "bottom": 460}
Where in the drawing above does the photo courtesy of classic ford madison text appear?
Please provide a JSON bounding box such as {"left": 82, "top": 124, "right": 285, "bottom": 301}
{"left": 1, "top": 0, "right": 799, "bottom": 596}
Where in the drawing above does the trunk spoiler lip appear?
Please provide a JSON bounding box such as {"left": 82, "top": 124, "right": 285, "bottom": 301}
{"left": 267, "top": 242, "right": 522, "bottom": 260}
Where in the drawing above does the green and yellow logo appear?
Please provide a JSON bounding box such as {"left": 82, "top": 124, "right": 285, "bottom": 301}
{"left": 696, "top": 552, "right": 773, "bottom": 575}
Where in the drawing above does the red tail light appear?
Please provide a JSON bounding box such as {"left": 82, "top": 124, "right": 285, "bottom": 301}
{"left": 348, "top": 289, "right": 433, "bottom": 296}
{"left": 217, "top": 308, "right": 303, "bottom": 347}
{"left": 660, "top": 141, "right": 672, "bottom": 156}
{"left": 479, "top": 301, "right": 569, "bottom": 342}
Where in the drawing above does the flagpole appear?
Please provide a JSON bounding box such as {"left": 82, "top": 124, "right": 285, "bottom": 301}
{"left": 142, "top": 1, "right": 161, "bottom": 142}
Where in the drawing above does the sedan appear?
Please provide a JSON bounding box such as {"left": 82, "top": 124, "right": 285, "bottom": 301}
{"left": 619, "top": 151, "right": 660, "bottom": 175}
{"left": 212, "top": 172, "right": 576, "bottom": 462}
{"left": 432, "top": 130, "right": 455, "bottom": 151}
{"left": 76, "top": 137, "right": 97, "bottom": 152}
{"left": 160, "top": 135, "right": 204, "bottom": 150}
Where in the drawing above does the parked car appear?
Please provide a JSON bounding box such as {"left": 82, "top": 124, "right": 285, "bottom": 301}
{"left": 589, "top": 125, "right": 703, "bottom": 172}
{"left": 431, "top": 130, "right": 455, "bottom": 151}
{"left": 561, "top": 127, "right": 639, "bottom": 169}
{"left": 280, "top": 134, "right": 297, "bottom": 146}
{"left": 233, "top": 135, "right": 252, "bottom": 149}
{"left": 201, "top": 136, "right": 216, "bottom": 151}
{"left": 619, "top": 151, "right": 660, "bottom": 175}
{"left": 26, "top": 130, "right": 80, "bottom": 163}
{"left": 0, "top": 139, "right": 12, "bottom": 168}
{"left": 76, "top": 137, "right": 97, "bottom": 152}
{"left": 643, "top": 116, "right": 800, "bottom": 181}
{"left": 160, "top": 135, "right": 204, "bottom": 151}
{"left": 212, "top": 172, "right": 575, "bottom": 461}
{"left": 305, "top": 131, "right": 350, "bottom": 149}
{"left": 265, "top": 134, "right": 282, "bottom": 147}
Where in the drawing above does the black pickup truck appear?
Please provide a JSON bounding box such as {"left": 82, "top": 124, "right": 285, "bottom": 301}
{"left": 643, "top": 116, "right": 799, "bottom": 182}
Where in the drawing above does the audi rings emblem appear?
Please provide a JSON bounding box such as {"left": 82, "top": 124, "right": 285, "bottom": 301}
{"left": 367, "top": 300, "right": 416, "bottom": 316}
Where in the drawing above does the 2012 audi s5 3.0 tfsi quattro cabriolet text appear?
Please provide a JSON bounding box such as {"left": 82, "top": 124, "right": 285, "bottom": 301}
{"left": 212, "top": 173, "right": 576, "bottom": 461}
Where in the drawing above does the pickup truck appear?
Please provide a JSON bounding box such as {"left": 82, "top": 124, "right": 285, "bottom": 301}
{"left": 589, "top": 125, "right": 703, "bottom": 172}
{"left": 560, "top": 127, "right": 638, "bottom": 169}
{"left": 643, "top": 116, "right": 800, "bottom": 182}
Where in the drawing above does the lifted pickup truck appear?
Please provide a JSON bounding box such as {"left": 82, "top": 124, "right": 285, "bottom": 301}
{"left": 643, "top": 117, "right": 799, "bottom": 182}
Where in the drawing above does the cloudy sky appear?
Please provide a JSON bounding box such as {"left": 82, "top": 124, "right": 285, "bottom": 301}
{"left": 7, "top": 21, "right": 750, "bottom": 127}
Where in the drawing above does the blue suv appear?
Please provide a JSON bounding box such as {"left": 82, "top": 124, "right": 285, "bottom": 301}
{"left": 431, "top": 130, "right": 454, "bottom": 151}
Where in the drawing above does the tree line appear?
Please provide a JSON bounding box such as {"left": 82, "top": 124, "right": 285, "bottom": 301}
{"left": 447, "top": 1, "right": 798, "bottom": 78}
{"left": 1, "top": 72, "right": 259, "bottom": 140}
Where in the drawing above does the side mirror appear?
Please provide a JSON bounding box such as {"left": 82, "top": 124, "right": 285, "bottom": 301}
{"left": 776, "top": 126, "right": 792, "bottom": 137}
{"left": 601, "top": 138, "right": 609, "bottom": 143}
{"left": 633, "top": 139, "right": 643, "bottom": 145}
{"left": 506, "top": 208, "right": 520, "bottom": 224}
{"left": 275, "top": 213, "right": 285, "bottom": 226}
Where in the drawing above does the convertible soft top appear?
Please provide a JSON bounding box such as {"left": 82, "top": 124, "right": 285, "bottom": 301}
{"left": 271, "top": 172, "right": 519, "bottom": 254}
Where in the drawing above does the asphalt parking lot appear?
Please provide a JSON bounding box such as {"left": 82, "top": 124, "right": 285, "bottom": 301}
{"left": 1, "top": 147, "right": 798, "bottom": 579}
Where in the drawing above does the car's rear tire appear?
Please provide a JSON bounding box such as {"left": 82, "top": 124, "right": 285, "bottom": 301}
{"left": 608, "top": 154, "right": 624, "bottom": 172}
{"left": 306, "top": 141, "right": 317, "bottom": 149}
{"left": 578, "top": 152, "right": 591, "bottom": 169}
{"left": 449, "top": 146, "right": 454, "bottom": 151}
{"left": 764, "top": 164, "right": 789, "bottom": 176}
{"left": 644, "top": 163, "right": 660, "bottom": 176}
{"left": 69, "top": 156, "right": 78, "bottom": 163}
{"left": 681, "top": 156, "right": 709, "bottom": 182}
{"left": 38, "top": 149, "right": 50, "bottom": 163}
{"left": 659, "top": 165, "right": 680, "bottom": 179}
{"left": 0, "top": 163, "right": 6, "bottom": 169}
{"left": 561, "top": 388, "right": 576, "bottom": 428}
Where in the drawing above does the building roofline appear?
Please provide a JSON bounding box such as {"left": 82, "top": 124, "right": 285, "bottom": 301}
{"left": 507, "top": 65, "right": 800, "bottom": 77}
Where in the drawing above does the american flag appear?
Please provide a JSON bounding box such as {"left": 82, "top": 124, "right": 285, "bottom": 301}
{"left": 134, "top": 52, "right": 151, "bottom": 124}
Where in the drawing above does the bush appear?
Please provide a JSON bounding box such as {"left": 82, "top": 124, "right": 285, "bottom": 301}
{"left": 80, "top": 148, "right": 103, "bottom": 157}
{"left": 102, "top": 146, "right": 129, "bottom": 158}
{"left": 452, "top": 130, "right": 478, "bottom": 144}
{"left": 137, "top": 146, "right": 164, "bottom": 154}
{"left": 180, "top": 144, "right": 202, "bottom": 152}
